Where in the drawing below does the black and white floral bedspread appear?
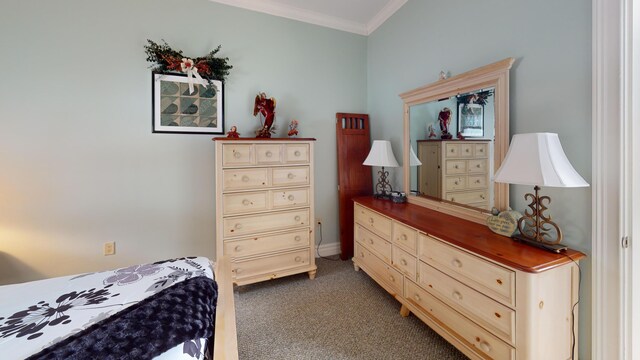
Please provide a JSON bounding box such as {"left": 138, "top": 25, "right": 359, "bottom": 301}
{"left": 0, "top": 256, "right": 215, "bottom": 360}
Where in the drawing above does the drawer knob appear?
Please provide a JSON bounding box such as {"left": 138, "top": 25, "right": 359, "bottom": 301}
{"left": 450, "top": 197, "right": 456, "bottom": 202}
{"left": 450, "top": 149, "right": 455, "bottom": 153}
{"left": 241, "top": 175, "right": 250, "bottom": 182}
{"left": 234, "top": 223, "right": 243, "bottom": 230}
{"left": 475, "top": 179, "right": 481, "bottom": 184}
{"left": 234, "top": 245, "right": 242, "bottom": 252}
{"left": 496, "top": 279, "right": 503, "bottom": 285}
{"left": 389, "top": 275, "right": 395, "bottom": 282}
{"left": 479, "top": 148, "right": 484, "bottom": 152}
{"left": 479, "top": 341, "right": 491, "bottom": 353}
{"left": 235, "top": 268, "right": 243, "bottom": 274}
{"left": 242, "top": 199, "right": 250, "bottom": 205}
{"left": 454, "top": 165, "right": 459, "bottom": 169}
{"left": 294, "top": 235, "right": 302, "bottom": 242}
{"left": 480, "top": 195, "right": 486, "bottom": 200}
{"left": 295, "top": 256, "right": 302, "bottom": 262}
{"left": 465, "top": 149, "right": 470, "bottom": 153}
{"left": 400, "top": 259, "right": 408, "bottom": 266}
{"left": 360, "top": 252, "right": 365, "bottom": 258}
{"left": 495, "top": 312, "right": 502, "bottom": 318}
{"left": 400, "top": 234, "right": 407, "bottom": 241}
{"left": 369, "top": 238, "right": 374, "bottom": 245}
{"left": 476, "top": 164, "right": 481, "bottom": 168}
{"left": 233, "top": 152, "right": 241, "bottom": 158}
{"left": 266, "top": 150, "right": 273, "bottom": 157}
{"left": 288, "top": 194, "right": 295, "bottom": 201}
{"left": 451, "top": 259, "right": 462, "bottom": 268}
{"left": 368, "top": 217, "right": 374, "bottom": 224}
{"left": 452, "top": 291, "right": 463, "bottom": 301}
{"left": 454, "top": 181, "right": 459, "bottom": 185}
{"left": 294, "top": 150, "right": 301, "bottom": 156}
{"left": 288, "top": 173, "right": 295, "bottom": 179}
{"left": 294, "top": 215, "right": 301, "bottom": 222}
{"left": 414, "top": 294, "right": 421, "bottom": 302}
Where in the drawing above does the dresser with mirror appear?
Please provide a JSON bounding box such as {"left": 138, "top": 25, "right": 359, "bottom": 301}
{"left": 352, "top": 58, "right": 586, "bottom": 359}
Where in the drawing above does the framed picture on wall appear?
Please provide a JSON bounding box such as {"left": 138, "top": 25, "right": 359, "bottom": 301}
{"left": 152, "top": 72, "right": 224, "bottom": 134}
{"left": 457, "top": 103, "right": 484, "bottom": 137}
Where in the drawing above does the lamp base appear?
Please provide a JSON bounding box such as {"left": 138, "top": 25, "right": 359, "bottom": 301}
{"left": 512, "top": 234, "right": 567, "bottom": 253}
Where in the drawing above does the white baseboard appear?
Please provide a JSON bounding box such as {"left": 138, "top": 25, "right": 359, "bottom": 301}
{"left": 315, "top": 242, "right": 340, "bottom": 258}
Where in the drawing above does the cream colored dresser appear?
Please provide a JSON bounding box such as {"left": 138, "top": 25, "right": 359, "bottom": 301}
{"left": 417, "top": 140, "right": 491, "bottom": 209}
{"left": 214, "top": 138, "right": 316, "bottom": 285}
{"left": 353, "top": 197, "right": 585, "bottom": 360}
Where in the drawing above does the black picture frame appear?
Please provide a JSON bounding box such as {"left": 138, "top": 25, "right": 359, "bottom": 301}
{"left": 457, "top": 103, "right": 484, "bottom": 138}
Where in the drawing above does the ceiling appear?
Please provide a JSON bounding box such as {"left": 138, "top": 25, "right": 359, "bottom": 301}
{"left": 208, "top": 0, "right": 408, "bottom": 35}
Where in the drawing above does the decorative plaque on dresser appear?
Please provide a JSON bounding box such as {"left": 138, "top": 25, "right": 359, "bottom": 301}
{"left": 214, "top": 138, "right": 316, "bottom": 285}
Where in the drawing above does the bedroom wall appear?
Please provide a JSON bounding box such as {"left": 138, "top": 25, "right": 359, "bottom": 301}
{"left": 0, "top": 0, "right": 367, "bottom": 284}
{"left": 366, "top": 0, "right": 592, "bottom": 357}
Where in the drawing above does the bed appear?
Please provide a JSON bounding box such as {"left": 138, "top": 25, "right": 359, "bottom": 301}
{"left": 0, "top": 256, "right": 238, "bottom": 360}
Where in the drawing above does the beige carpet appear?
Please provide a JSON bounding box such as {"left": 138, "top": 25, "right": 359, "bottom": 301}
{"left": 235, "top": 258, "right": 468, "bottom": 360}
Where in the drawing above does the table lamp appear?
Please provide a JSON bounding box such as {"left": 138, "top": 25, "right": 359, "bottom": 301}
{"left": 493, "top": 133, "right": 589, "bottom": 252}
{"left": 410, "top": 145, "right": 422, "bottom": 166}
{"left": 363, "top": 140, "right": 400, "bottom": 198}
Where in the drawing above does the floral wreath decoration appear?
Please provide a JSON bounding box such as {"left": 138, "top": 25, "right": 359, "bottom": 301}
{"left": 144, "top": 39, "right": 232, "bottom": 93}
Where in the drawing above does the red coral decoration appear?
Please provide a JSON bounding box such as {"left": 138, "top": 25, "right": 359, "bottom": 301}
{"left": 253, "top": 92, "right": 276, "bottom": 138}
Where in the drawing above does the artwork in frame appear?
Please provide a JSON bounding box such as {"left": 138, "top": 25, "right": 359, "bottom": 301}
{"left": 457, "top": 103, "right": 484, "bottom": 138}
{"left": 152, "top": 72, "right": 224, "bottom": 134}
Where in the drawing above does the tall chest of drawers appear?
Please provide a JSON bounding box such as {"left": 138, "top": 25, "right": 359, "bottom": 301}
{"left": 417, "top": 139, "right": 491, "bottom": 209}
{"left": 352, "top": 197, "right": 585, "bottom": 360}
{"left": 214, "top": 138, "right": 316, "bottom": 285}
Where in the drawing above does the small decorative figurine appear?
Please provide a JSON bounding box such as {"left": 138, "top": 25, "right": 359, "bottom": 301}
{"left": 438, "top": 107, "right": 453, "bottom": 139}
{"left": 287, "top": 119, "right": 299, "bottom": 137}
{"left": 457, "top": 131, "right": 465, "bottom": 140}
{"left": 253, "top": 92, "right": 276, "bottom": 138}
{"left": 427, "top": 123, "right": 437, "bottom": 139}
{"left": 439, "top": 71, "right": 449, "bottom": 80}
{"left": 226, "top": 125, "right": 240, "bottom": 138}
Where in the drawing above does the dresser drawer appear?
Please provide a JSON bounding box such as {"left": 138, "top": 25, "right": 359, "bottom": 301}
{"left": 444, "top": 176, "right": 466, "bottom": 191}
{"left": 444, "top": 190, "right": 488, "bottom": 205}
{"left": 418, "top": 262, "right": 515, "bottom": 345}
{"left": 284, "top": 143, "right": 310, "bottom": 163}
{"left": 272, "top": 188, "right": 309, "bottom": 209}
{"left": 460, "top": 143, "right": 474, "bottom": 157}
{"left": 419, "top": 235, "right": 515, "bottom": 306}
{"left": 392, "top": 246, "right": 417, "bottom": 282}
{"left": 222, "top": 191, "right": 268, "bottom": 215}
{"left": 354, "top": 204, "right": 392, "bottom": 240}
{"left": 272, "top": 166, "right": 310, "bottom": 187}
{"left": 233, "top": 249, "right": 310, "bottom": 280}
{"left": 445, "top": 143, "right": 460, "bottom": 157}
{"left": 392, "top": 222, "right": 418, "bottom": 255}
{"left": 474, "top": 143, "right": 488, "bottom": 157}
{"left": 406, "top": 281, "right": 514, "bottom": 360}
{"left": 223, "top": 168, "right": 268, "bottom": 191}
{"left": 223, "top": 209, "right": 309, "bottom": 237}
{"left": 256, "top": 144, "right": 282, "bottom": 164}
{"left": 222, "top": 144, "right": 253, "bottom": 167}
{"left": 355, "top": 225, "right": 391, "bottom": 263}
{"left": 468, "top": 159, "right": 487, "bottom": 174}
{"left": 467, "top": 175, "right": 487, "bottom": 189}
{"left": 355, "top": 242, "right": 403, "bottom": 297}
{"left": 224, "top": 230, "right": 309, "bottom": 258}
{"left": 445, "top": 160, "right": 467, "bottom": 175}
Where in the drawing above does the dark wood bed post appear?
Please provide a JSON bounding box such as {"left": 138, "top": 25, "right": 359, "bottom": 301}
{"left": 336, "top": 113, "right": 373, "bottom": 260}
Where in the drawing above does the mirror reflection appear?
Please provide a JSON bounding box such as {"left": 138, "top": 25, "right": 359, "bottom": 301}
{"left": 409, "top": 87, "right": 496, "bottom": 210}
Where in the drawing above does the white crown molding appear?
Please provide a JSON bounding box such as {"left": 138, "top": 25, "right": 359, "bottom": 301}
{"left": 209, "top": 0, "right": 368, "bottom": 35}
{"left": 366, "top": 0, "right": 407, "bottom": 35}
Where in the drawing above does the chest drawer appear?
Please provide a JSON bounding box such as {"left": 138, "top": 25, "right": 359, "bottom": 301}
{"left": 224, "top": 230, "right": 309, "bottom": 259}
{"left": 418, "top": 262, "right": 515, "bottom": 345}
{"left": 392, "top": 246, "right": 417, "bottom": 282}
{"left": 468, "top": 159, "right": 487, "bottom": 174}
{"left": 444, "top": 176, "right": 466, "bottom": 191}
{"left": 222, "top": 144, "right": 253, "bottom": 166}
{"left": 354, "top": 204, "right": 392, "bottom": 240}
{"left": 445, "top": 160, "right": 467, "bottom": 175}
{"left": 392, "top": 221, "right": 418, "bottom": 255}
{"left": 222, "top": 191, "right": 268, "bottom": 215}
{"left": 444, "top": 190, "right": 488, "bottom": 205}
{"left": 460, "top": 143, "right": 474, "bottom": 157}
{"left": 468, "top": 175, "right": 487, "bottom": 189}
{"left": 419, "top": 235, "right": 515, "bottom": 306}
{"left": 272, "top": 188, "right": 309, "bottom": 209}
{"left": 405, "top": 281, "right": 514, "bottom": 360}
{"left": 285, "top": 143, "right": 310, "bottom": 163}
{"left": 233, "top": 249, "right": 310, "bottom": 280}
{"left": 355, "top": 225, "right": 391, "bottom": 263}
{"left": 256, "top": 144, "right": 282, "bottom": 164}
{"left": 223, "top": 209, "right": 309, "bottom": 238}
{"left": 474, "top": 143, "right": 488, "bottom": 157}
{"left": 355, "top": 242, "right": 403, "bottom": 297}
{"left": 272, "top": 166, "right": 310, "bottom": 187}
{"left": 223, "top": 168, "right": 268, "bottom": 191}
{"left": 445, "top": 143, "right": 460, "bottom": 157}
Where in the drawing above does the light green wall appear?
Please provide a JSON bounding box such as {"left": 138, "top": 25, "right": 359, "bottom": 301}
{"left": 367, "top": 0, "right": 592, "bottom": 357}
{"left": 0, "top": 0, "right": 367, "bottom": 283}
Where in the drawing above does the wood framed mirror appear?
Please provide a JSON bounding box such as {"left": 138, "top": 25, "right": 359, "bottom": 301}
{"left": 400, "top": 58, "right": 514, "bottom": 224}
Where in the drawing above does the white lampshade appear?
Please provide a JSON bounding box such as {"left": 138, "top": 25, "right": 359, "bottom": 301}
{"left": 363, "top": 140, "right": 400, "bottom": 167}
{"left": 410, "top": 146, "right": 422, "bottom": 166}
{"left": 493, "top": 133, "right": 589, "bottom": 188}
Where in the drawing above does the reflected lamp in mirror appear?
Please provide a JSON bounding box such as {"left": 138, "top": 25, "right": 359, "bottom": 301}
{"left": 409, "top": 146, "right": 422, "bottom": 166}
{"left": 493, "top": 133, "right": 589, "bottom": 252}
{"left": 363, "top": 140, "right": 400, "bottom": 199}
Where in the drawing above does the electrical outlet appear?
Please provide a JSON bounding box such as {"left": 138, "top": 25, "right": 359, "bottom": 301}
{"left": 316, "top": 218, "right": 322, "bottom": 225}
{"left": 104, "top": 242, "right": 115, "bottom": 256}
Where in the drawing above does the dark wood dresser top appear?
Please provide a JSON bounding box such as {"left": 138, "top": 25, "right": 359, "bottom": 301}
{"left": 354, "top": 196, "right": 586, "bottom": 273}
